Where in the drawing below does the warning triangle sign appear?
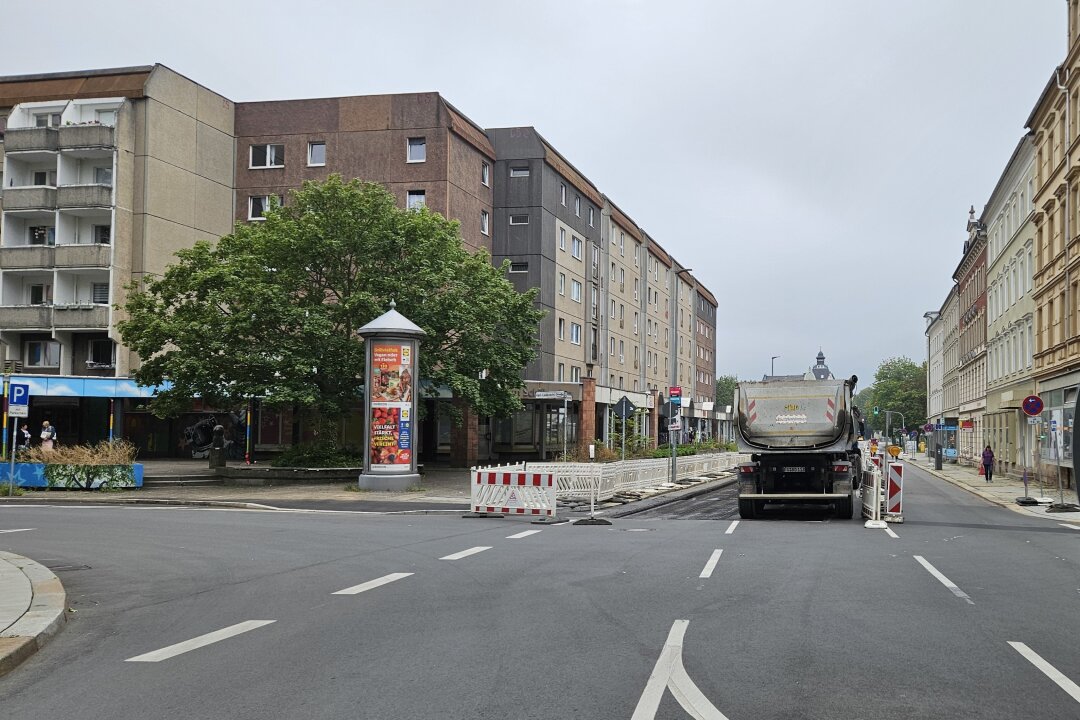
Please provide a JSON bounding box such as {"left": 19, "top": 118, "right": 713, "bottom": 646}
{"left": 506, "top": 489, "right": 520, "bottom": 506}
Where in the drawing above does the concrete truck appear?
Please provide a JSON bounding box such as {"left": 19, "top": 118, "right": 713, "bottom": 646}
{"left": 733, "top": 375, "right": 863, "bottom": 519}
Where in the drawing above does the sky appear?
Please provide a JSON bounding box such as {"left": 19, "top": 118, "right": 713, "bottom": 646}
{"left": 3, "top": 0, "right": 1065, "bottom": 388}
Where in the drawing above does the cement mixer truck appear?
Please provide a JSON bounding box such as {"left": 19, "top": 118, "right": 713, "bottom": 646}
{"left": 733, "top": 375, "right": 863, "bottom": 519}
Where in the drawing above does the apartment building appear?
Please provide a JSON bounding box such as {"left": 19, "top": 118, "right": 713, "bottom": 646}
{"left": 984, "top": 136, "right": 1036, "bottom": 474}
{"left": 925, "top": 310, "right": 944, "bottom": 426}
{"left": 954, "top": 209, "right": 988, "bottom": 464}
{"left": 941, "top": 285, "right": 961, "bottom": 458}
{"left": 0, "top": 65, "right": 234, "bottom": 448}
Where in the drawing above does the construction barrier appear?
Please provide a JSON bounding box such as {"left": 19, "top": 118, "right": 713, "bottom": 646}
{"left": 886, "top": 462, "right": 904, "bottom": 518}
{"left": 470, "top": 469, "right": 557, "bottom": 517}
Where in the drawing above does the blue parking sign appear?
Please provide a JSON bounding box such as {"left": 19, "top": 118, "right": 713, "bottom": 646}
{"left": 8, "top": 383, "right": 29, "bottom": 418}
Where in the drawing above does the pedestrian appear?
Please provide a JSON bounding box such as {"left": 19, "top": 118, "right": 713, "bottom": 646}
{"left": 18, "top": 423, "right": 31, "bottom": 453}
{"left": 982, "top": 444, "right": 995, "bottom": 483}
{"left": 40, "top": 420, "right": 57, "bottom": 451}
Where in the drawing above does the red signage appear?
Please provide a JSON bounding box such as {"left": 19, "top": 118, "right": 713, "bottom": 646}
{"left": 669, "top": 386, "right": 682, "bottom": 398}
{"left": 960, "top": 420, "right": 974, "bottom": 429}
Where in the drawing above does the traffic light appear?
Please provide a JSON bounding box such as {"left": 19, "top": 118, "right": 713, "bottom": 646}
{"left": 873, "top": 406, "right": 880, "bottom": 416}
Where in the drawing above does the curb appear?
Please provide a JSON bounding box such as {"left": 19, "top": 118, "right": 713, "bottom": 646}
{"left": 0, "top": 551, "right": 67, "bottom": 678}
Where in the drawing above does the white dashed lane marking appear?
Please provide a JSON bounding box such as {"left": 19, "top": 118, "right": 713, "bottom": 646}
{"left": 1009, "top": 642, "right": 1080, "bottom": 704}
{"left": 0, "top": 528, "right": 34, "bottom": 533}
{"left": 699, "top": 549, "right": 723, "bottom": 579}
{"left": 884, "top": 527, "right": 899, "bottom": 539}
{"left": 724, "top": 521, "right": 739, "bottom": 535}
{"left": 333, "top": 572, "right": 413, "bottom": 595}
{"left": 507, "top": 530, "right": 543, "bottom": 539}
{"left": 440, "top": 546, "right": 492, "bottom": 560}
{"left": 914, "top": 555, "right": 974, "bottom": 605}
{"left": 125, "top": 620, "right": 275, "bottom": 663}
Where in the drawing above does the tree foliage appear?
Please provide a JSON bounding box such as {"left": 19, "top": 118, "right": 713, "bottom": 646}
{"left": 865, "top": 357, "right": 926, "bottom": 435}
{"left": 714, "top": 374, "right": 738, "bottom": 409}
{"left": 118, "top": 176, "right": 545, "bottom": 423}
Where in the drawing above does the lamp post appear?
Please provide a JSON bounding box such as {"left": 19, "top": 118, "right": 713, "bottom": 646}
{"left": 670, "top": 267, "right": 693, "bottom": 486}
{"left": 770, "top": 355, "right": 779, "bottom": 378}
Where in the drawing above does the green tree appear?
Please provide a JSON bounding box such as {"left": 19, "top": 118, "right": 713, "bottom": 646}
{"left": 118, "top": 176, "right": 545, "bottom": 426}
{"left": 867, "top": 357, "right": 926, "bottom": 437}
{"left": 714, "top": 374, "right": 738, "bottom": 409}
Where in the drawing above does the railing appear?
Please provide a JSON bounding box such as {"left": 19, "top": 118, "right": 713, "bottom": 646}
{"left": 472, "top": 452, "right": 749, "bottom": 503}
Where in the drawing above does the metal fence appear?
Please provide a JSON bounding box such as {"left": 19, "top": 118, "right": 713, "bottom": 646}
{"left": 471, "top": 452, "right": 749, "bottom": 503}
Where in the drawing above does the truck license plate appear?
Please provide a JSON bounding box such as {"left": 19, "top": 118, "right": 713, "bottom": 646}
{"left": 782, "top": 466, "right": 805, "bottom": 473}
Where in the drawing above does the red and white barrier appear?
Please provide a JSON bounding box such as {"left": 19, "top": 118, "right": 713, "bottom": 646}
{"left": 887, "top": 463, "right": 903, "bottom": 517}
{"left": 471, "top": 470, "right": 557, "bottom": 517}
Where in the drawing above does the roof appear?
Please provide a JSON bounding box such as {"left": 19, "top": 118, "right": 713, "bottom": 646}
{"left": 0, "top": 65, "right": 154, "bottom": 107}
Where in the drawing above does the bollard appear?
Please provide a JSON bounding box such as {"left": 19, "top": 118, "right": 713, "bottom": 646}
{"left": 934, "top": 446, "right": 943, "bottom": 471}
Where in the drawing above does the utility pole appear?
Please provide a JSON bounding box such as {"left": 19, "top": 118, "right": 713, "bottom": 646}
{"left": 670, "top": 268, "right": 693, "bottom": 486}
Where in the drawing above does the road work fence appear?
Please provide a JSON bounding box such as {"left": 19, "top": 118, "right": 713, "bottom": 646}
{"left": 471, "top": 452, "right": 748, "bottom": 504}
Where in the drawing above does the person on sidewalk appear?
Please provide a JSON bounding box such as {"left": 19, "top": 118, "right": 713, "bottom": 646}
{"left": 982, "top": 445, "right": 995, "bottom": 483}
{"left": 40, "top": 420, "right": 57, "bottom": 451}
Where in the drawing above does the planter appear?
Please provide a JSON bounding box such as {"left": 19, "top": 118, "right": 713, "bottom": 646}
{"left": 3, "top": 463, "right": 144, "bottom": 490}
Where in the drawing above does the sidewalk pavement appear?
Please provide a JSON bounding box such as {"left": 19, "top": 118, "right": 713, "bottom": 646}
{"left": 0, "top": 551, "right": 66, "bottom": 678}
{"left": 904, "top": 454, "right": 1080, "bottom": 523}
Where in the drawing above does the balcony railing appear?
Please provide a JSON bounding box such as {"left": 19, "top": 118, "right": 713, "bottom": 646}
{"left": 53, "top": 304, "right": 108, "bottom": 329}
{"left": 57, "top": 184, "right": 112, "bottom": 209}
{"left": 3, "top": 127, "right": 58, "bottom": 153}
{"left": 58, "top": 124, "right": 115, "bottom": 150}
{"left": 0, "top": 305, "right": 52, "bottom": 329}
{"left": 3, "top": 186, "right": 57, "bottom": 211}
{"left": 0, "top": 245, "right": 54, "bottom": 269}
{"left": 55, "top": 243, "right": 110, "bottom": 268}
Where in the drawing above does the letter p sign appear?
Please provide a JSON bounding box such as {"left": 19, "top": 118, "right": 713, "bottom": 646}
{"left": 8, "top": 384, "right": 29, "bottom": 418}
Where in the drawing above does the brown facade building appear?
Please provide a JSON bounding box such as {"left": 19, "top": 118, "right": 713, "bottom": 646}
{"left": 954, "top": 208, "right": 987, "bottom": 463}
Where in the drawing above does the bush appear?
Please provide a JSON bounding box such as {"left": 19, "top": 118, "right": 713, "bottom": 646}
{"left": 271, "top": 442, "right": 362, "bottom": 468}
{"left": 20, "top": 440, "right": 137, "bottom": 466}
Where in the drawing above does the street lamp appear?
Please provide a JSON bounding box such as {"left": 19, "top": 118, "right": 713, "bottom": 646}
{"left": 671, "top": 267, "right": 693, "bottom": 486}
{"left": 770, "top": 355, "right": 779, "bottom": 378}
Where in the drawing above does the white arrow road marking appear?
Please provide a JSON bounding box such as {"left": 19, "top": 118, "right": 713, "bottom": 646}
{"left": 724, "top": 521, "right": 739, "bottom": 535}
{"left": 333, "top": 572, "right": 412, "bottom": 595}
{"left": 699, "top": 550, "right": 723, "bottom": 579}
{"left": 0, "top": 528, "right": 34, "bottom": 533}
{"left": 914, "top": 555, "right": 974, "bottom": 604}
{"left": 884, "top": 527, "right": 899, "bottom": 539}
{"left": 125, "top": 620, "right": 275, "bottom": 662}
{"left": 440, "top": 546, "right": 491, "bottom": 560}
{"left": 507, "top": 530, "right": 543, "bottom": 539}
{"left": 1009, "top": 642, "right": 1080, "bottom": 703}
{"left": 632, "top": 620, "right": 729, "bottom": 720}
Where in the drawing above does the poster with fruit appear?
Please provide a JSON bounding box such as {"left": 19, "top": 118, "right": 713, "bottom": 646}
{"left": 370, "top": 405, "right": 412, "bottom": 466}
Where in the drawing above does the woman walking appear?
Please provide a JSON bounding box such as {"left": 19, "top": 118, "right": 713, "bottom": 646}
{"left": 40, "top": 420, "right": 57, "bottom": 451}
{"left": 982, "top": 445, "right": 995, "bottom": 483}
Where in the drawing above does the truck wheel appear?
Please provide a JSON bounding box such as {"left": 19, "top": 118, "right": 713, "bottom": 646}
{"left": 834, "top": 497, "right": 853, "bottom": 519}
{"left": 738, "top": 499, "right": 757, "bottom": 519}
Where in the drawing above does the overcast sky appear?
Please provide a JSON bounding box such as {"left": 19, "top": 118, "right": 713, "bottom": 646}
{"left": 5, "top": 1, "right": 1065, "bottom": 387}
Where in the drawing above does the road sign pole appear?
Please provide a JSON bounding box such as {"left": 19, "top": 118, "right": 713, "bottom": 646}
{"left": 7, "top": 417, "right": 15, "bottom": 497}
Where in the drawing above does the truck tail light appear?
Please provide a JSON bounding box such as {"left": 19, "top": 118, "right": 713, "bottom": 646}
{"left": 738, "top": 463, "right": 758, "bottom": 475}
{"left": 832, "top": 462, "right": 851, "bottom": 473}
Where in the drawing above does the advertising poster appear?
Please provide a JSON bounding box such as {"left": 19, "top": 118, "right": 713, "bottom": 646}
{"left": 369, "top": 342, "right": 413, "bottom": 468}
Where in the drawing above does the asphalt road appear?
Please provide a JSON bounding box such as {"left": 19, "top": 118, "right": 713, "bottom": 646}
{"left": 2, "top": 462, "right": 1079, "bottom": 719}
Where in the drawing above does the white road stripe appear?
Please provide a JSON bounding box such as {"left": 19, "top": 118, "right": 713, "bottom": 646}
{"left": 440, "top": 546, "right": 491, "bottom": 560}
{"left": 884, "top": 527, "right": 899, "bottom": 539}
{"left": 632, "top": 620, "right": 729, "bottom": 720}
{"left": 913, "top": 555, "right": 974, "bottom": 604}
{"left": 699, "top": 549, "right": 723, "bottom": 579}
{"left": 125, "top": 620, "right": 275, "bottom": 663}
{"left": 1009, "top": 642, "right": 1080, "bottom": 703}
{"left": 1059, "top": 524, "right": 1080, "bottom": 531}
{"left": 0, "top": 528, "right": 34, "bottom": 533}
{"left": 507, "top": 530, "right": 542, "bottom": 539}
{"left": 332, "top": 572, "right": 413, "bottom": 595}
{"left": 724, "top": 521, "right": 739, "bottom": 535}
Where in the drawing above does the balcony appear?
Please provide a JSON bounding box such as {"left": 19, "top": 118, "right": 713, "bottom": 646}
{"left": 0, "top": 305, "right": 52, "bottom": 330}
{"left": 55, "top": 243, "right": 110, "bottom": 268}
{"left": 58, "top": 124, "right": 115, "bottom": 150}
{"left": 0, "top": 245, "right": 54, "bottom": 269}
{"left": 53, "top": 304, "right": 108, "bottom": 329}
{"left": 57, "top": 184, "right": 112, "bottom": 209}
{"left": 3, "top": 127, "right": 58, "bottom": 153}
{"left": 3, "top": 186, "right": 57, "bottom": 211}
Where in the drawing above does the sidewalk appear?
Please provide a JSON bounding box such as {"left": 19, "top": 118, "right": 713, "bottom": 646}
{"left": 904, "top": 454, "right": 1080, "bottom": 523}
{"left": 0, "top": 551, "right": 66, "bottom": 678}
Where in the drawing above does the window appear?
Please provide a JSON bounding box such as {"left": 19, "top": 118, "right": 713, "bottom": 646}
{"left": 96, "top": 109, "right": 117, "bottom": 126}
{"left": 89, "top": 339, "right": 114, "bottom": 367}
{"left": 558, "top": 318, "right": 566, "bottom": 340}
{"left": 248, "top": 195, "right": 281, "bottom": 220}
{"left": 33, "top": 171, "right": 57, "bottom": 186}
{"left": 92, "top": 283, "right": 110, "bottom": 304}
{"left": 571, "top": 280, "right": 583, "bottom": 302}
{"left": 589, "top": 207, "right": 594, "bottom": 226}
{"left": 610, "top": 262, "right": 616, "bottom": 281}
{"left": 610, "top": 299, "right": 616, "bottom": 318}
{"left": 407, "top": 137, "right": 426, "bottom": 163}
{"left": 619, "top": 340, "right": 625, "bottom": 364}
{"left": 510, "top": 167, "right": 529, "bottom": 177}
{"left": 634, "top": 278, "right": 639, "bottom": 300}
{"left": 558, "top": 363, "right": 565, "bottom": 382}
{"left": 35, "top": 113, "right": 61, "bottom": 128}
{"left": 561, "top": 183, "right": 567, "bottom": 206}
{"left": 26, "top": 340, "right": 60, "bottom": 368}
{"left": 29, "top": 284, "right": 51, "bottom": 305}
{"left": 570, "top": 323, "right": 582, "bottom": 345}
{"left": 575, "top": 196, "right": 581, "bottom": 217}
{"left": 571, "top": 236, "right": 583, "bottom": 259}
{"left": 510, "top": 214, "right": 529, "bottom": 225}
{"left": 559, "top": 228, "right": 566, "bottom": 250}
{"left": 619, "top": 233, "right": 625, "bottom": 256}
{"left": 481, "top": 210, "right": 490, "bottom": 235}
{"left": 407, "top": 190, "right": 426, "bottom": 209}
{"left": 307, "top": 141, "right": 326, "bottom": 166}
{"left": 509, "top": 262, "right": 528, "bottom": 273}
{"left": 559, "top": 273, "right": 566, "bottom": 295}
{"left": 481, "top": 162, "right": 490, "bottom": 186}
{"left": 571, "top": 366, "right": 581, "bottom": 382}
{"left": 609, "top": 337, "right": 615, "bottom": 356}
{"left": 94, "top": 167, "right": 113, "bottom": 185}
{"left": 93, "top": 225, "right": 111, "bottom": 244}
{"left": 29, "top": 226, "right": 55, "bottom": 246}
{"left": 634, "top": 312, "right": 639, "bottom": 334}
{"left": 250, "top": 144, "right": 285, "bottom": 168}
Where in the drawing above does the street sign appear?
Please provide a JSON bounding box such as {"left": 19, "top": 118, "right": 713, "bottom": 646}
{"left": 1028, "top": 417, "right": 1041, "bottom": 425}
{"left": 669, "top": 386, "right": 681, "bottom": 398}
{"left": 614, "top": 396, "right": 636, "bottom": 420}
{"left": 1052, "top": 420, "right": 1058, "bottom": 432}
{"left": 7, "top": 383, "right": 29, "bottom": 419}
{"left": 535, "top": 391, "right": 571, "bottom": 400}
{"left": 1022, "top": 395, "right": 1044, "bottom": 417}
{"left": 668, "top": 416, "right": 682, "bottom": 431}
{"left": 923, "top": 423, "right": 934, "bottom": 432}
